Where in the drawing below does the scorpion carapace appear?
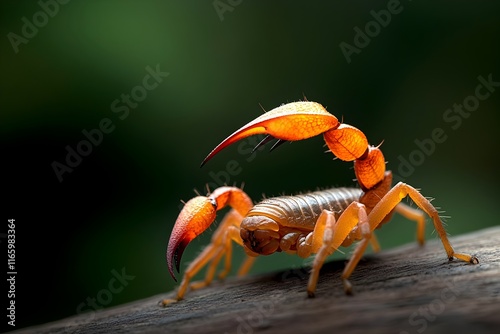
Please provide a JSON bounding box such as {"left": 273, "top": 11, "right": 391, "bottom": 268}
{"left": 163, "top": 101, "right": 478, "bottom": 305}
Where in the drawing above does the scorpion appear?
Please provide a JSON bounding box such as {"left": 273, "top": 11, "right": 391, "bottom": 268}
{"left": 162, "top": 101, "right": 478, "bottom": 305}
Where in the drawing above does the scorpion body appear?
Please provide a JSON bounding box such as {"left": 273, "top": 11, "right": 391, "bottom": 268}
{"left": 163, "top": 101, "right": 478, "bottom": 305}
{"left": 241, "top": 187, "right": 363, "bottom": 256}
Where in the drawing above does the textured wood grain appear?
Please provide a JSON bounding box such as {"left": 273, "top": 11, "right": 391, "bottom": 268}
{"left": 12, "top": 226, "right": 500, "bottom": 334}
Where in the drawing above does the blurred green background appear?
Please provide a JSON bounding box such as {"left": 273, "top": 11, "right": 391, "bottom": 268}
{"left": 2, "top": 0, "right": 499, "bottom": 331}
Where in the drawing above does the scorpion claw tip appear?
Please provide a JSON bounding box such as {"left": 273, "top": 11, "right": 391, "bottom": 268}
{"left": 167, "top": 238, "right": 189, "bottom": 282}
{"left": 200, "top": 156, "right": 210, "bottom": 168}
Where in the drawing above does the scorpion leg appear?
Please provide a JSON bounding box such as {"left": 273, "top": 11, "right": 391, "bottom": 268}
{"left": 318, "top": 184, "right": 478, "bottom": 298}
{"left": 340, "top": 214, "right": 372, "bottom": 295}
{"left": 394, "top": 202, "right": 426, "bottom": 246}
{"left": 307, "top": 202, "right": 369, "bottom": 297}
{"left": 162, "top": 239, "right": 221, "bottom": 305}
{"left": 190, "top": 210, "right": 259, "bottom": 287}
{"left": 237, "top": 255, "right": 258, "bottom": 277}
{"left": 368, "top": 182, "right": 479, "bottom": 264}
{"left": 369, "top": 233, "right": 380, "bottom": 252}
{"left": 190, "top": 247, "right": 225, "bottom": 290}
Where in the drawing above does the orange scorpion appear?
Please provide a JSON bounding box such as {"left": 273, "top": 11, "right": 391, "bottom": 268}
{"left": 163, "top": 101, "right": 478, "bottom": 305}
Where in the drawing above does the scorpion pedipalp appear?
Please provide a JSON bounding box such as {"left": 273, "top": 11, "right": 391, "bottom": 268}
{"left": 167, "top": 196, "right": 217, "bottom": 281}
{"left": 166, "top": 187, "right": 253, "bottom": 282}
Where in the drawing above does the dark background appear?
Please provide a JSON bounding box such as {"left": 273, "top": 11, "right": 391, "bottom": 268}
{"left": 2, "top": 0, "right": 499, "bottom": 332}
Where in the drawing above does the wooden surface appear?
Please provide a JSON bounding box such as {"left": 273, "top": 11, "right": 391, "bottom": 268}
{"left": 13, "top": 226, "right": 500, "bottom": 334}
